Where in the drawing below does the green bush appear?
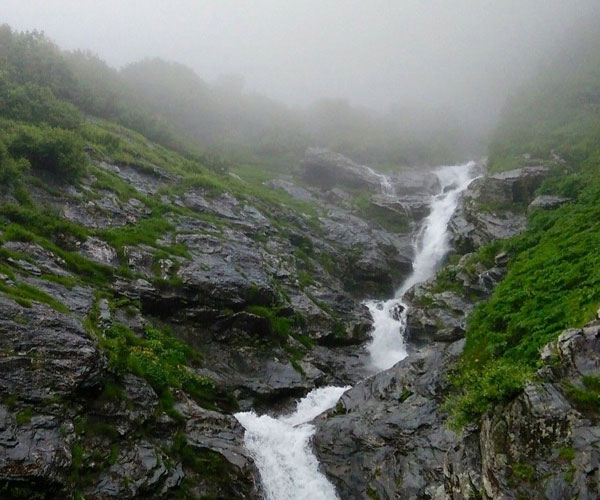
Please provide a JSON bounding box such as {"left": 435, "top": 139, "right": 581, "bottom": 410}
{"left": 0, "top": 139, "right": 30, "bottom": 187}
{"left": 100, "top": 323, "right": 234, "bottom": 410}
{"left": 8, "top": 124, "right": 87, "bottom": 179}
{"left": 0, "top": 81, "right": 81, "bottom": 129}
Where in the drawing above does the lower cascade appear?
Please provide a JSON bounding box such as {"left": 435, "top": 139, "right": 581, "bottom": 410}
{"left": 235, "top": 386, "right": 350, "bottom": 500}
{"left": 235, "top": 161, "right": 478, "bottom": 499}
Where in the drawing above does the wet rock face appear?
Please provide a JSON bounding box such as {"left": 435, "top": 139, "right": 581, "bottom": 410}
{"left": 0, "top": 297, "right": 106, "bottom": 402}
{"left": 0, "top": 406, "right": 73, "bottom": 496}
{"left": 313, "top": 340, "right": 465, "bottom": 499}
{"left": 301, "top": 147, "right": 382, "bottom": 190}
{"left": 449, "top": 166, "right": 551, "bottom": 253}
{"left": 392, "top": 168, "right": 441, "bottom": 196}
{"left": 317, "top": 208, "right": 414, "bottom": 298}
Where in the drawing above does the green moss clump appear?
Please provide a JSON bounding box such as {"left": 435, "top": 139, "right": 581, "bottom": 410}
{"left": 15, "top": 408, "right": 33, "bottom": 425}
{"left": 512, "top": 462, "right": 536, "bottom": 482}
{"left": 245, "top": 305, "right": 294, "bottom": 339}
{"left": 564, "top": 376, "right": 600, "bottom": 415}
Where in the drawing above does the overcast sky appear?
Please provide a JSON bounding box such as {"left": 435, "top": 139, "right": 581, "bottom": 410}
{"left": 1, "top": 0, "right": 598, "bottom": 127}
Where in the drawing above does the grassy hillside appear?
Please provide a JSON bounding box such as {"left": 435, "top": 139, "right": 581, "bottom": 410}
{"left": 447, "top": 26, "right": 600, "bottom": 427}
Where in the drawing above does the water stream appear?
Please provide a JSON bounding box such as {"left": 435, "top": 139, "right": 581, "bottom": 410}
{"left": 235, "top": 161, "right": 478, "bottom": 499}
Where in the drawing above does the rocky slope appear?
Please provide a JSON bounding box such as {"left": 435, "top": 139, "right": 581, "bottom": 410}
{"left": 0, "top": 141, "right": 439, "bottom": 498}
{"left": 314, "top": 162, "right": 600, "bottom": 499}
{"left": 2, "top": 133, "right": 597, "bottom": 499}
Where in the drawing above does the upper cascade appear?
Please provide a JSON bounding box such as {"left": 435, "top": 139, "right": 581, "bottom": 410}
{"left": 366, "top": 161, "right": 479, "bottom": 371}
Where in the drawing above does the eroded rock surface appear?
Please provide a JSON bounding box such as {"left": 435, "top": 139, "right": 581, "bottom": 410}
{"left": 450, "top": 166, "right": 551, "bottom": 252}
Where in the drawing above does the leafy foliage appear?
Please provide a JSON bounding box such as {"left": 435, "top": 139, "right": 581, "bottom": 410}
{"left": 447, "top": 24, "right": 600, "bottom": 426}
{"left": 7, "top": 122, "right": 87, "bottom": 179}
{"left": 100, "top": 323, "right": 234, "bottom": 411}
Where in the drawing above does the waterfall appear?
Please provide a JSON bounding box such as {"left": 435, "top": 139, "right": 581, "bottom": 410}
{"left": 235, "top": 386, "right": 349, "bottom": 500}
{"left": 364, "top": 166, "right": 396, "bottom": 196}
{"left": 366, "top": 161, "right": 477, "bottom": 370}
{"left": 235, "top": 161, "right": 478, "bottom": 498}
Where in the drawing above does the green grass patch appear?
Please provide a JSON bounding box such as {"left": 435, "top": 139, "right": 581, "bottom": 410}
{"left": 0, "top": 280, "right": 69, "bottom": 313}
{"left": 447, "top": 171, "right": 600, "bottom": 426}
{"left": 564, "top": 376, "right": 600, "bottom": 415}
{"left": 15, "top": 408, "right": 33, "bottom": 425}
{"left": 98, "top": 321, "right": 235, "bottom": 411}
{"left": 245, "top": 305, "right": 294, "bottom": 339}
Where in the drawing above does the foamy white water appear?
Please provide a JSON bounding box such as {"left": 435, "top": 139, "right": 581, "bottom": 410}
{"left": 365, "top": 299, "right": 408, "bottom": 371}
{"left": 365, "top": 166, "right": 396, "bottom": 196}
{"left": 397, "top": 162, "right": 476, "bottom": 296}
{"left": 236, "top": 161, "right": 479, "bottom": 497}
{"left": 235, "top": 386, "right": 349, "bottom": 500}
{"left": 367, "top": 161, "right": 478, "bottom": 370}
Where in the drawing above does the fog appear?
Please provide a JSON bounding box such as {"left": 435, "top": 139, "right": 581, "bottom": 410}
{"left": 1, "top": 0, "right": 598, "bottom": 134}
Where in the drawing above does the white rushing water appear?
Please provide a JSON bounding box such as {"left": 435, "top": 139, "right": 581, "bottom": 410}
{"left": 367, "top": 161, "right": 477, "bottom": 371}
{"left": 235, "top": 161, "right": 478, "bottom": 498}
{"left": 365, "top": 166, "right": 396, "bottom": 196}
{"left": 235, "top": 386, "right": 349, "bottom": 500}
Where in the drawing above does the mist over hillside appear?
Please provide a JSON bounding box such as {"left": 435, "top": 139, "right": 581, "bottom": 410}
{"left": 2, "top": 0, "right": 599, "bottom": 165}
{"left": 1, "top": 3, "right": 600, "bottom": 499}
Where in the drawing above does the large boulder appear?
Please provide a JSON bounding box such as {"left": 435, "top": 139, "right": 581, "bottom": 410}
{"left": 0, "top": 297, "right": 105, "bottom": 402}
{"left": 449, "top": 166, "right": 551, "bottom": 252}
{"left": 392, "top": 168, "right": 441, "bottom": 196}
{"left": 301, "top": 148, "right": 382, "bottom": 190}
{"left": 313, "top": 340, "right": 465, "bottom": 499}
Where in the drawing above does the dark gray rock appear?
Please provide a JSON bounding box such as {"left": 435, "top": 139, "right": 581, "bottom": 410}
{"left": 175, "top": 393, "right": 261, "bottom": 499}
{"left": 0, "top": 297, "right": 106, "bottom": 402}
{"left": 392, "top": 168, "right": 441, "bottom": 195}
{"left": 22, "top": 277, "right": 95, "bottom": 318}
{"left": 449, "top": 166, "right": 551, "bottom": 253}
{"left": 80, "top": 237, "right": 119, "bottom": 267}
{"left": 177, "top": 256, "right": 275, "bottom": 310}
{"left": 266, "top": 179, "right": 315, "bottom": 202}
{"left": 3, "top": 241, "right": 70, "bottom": 277}
{"left": 301, "top": 148, "right": 381, "bottom": 190}
{"left": 0, "top": 407, "right": 72, "bottom": 496}
{"left": 528, "top": 195, "right": 570, "bottom": 212}
{"left": 183, "top": 190, "right": 270, "bottom": 233}
{"left": 91, "top": 374, "right": 158, "bottom": 436}
{"left": 319, "top": 208, "right": 413, "bottom": 296}
{"left": 85, "top": 442, "right": 182, "bottom": 499}
{"left": 314, "top": 340, "right": 465, "bottom": 499}
{"left": 62, "top": 194, "right": 151, "bottom": 229}
{"left": 99, "top": 161, "right": 175, "bottom": 195}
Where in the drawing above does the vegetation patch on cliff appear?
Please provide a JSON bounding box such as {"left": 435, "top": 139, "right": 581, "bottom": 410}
{"left": 447, "top": 37, "right": 600, "bottom": 426}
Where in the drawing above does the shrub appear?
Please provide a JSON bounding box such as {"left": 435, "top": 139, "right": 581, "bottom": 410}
{"left": 0, "top": 139, "right": 30, "bottom": 187}
{"left": 8, "top": 124, "right": 87, "bottom": 180}
{"left": 0, "top": 82, "right": 82, "bottom": 129}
